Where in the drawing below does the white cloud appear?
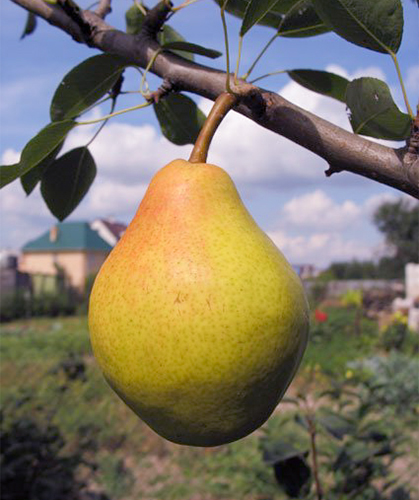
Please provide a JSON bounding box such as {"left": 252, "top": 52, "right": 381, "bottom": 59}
{"left": 265, "top": 189, "right": 401, "bottom": 267}
{"left": 268, "top": 229, "right": 373, "bottom": 267}
{"left": 1, "top": 149, "right": 20, "bottom": 165}
{"left": 65, "top": 121, "right": 193, "bottom": 185}
{"left": 280, "top": 190, "right": 361, "bottom": 230}
{"left": 406, "top": 64, "right": 419, "bottom": 92}
{"left": 268, "top": 229, "right": 374, "bottom": 267}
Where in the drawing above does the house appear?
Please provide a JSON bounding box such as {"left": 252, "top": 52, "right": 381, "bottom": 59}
{"left": 292, "top": 264, "right": 319, "bottom": 280}
{"left": 90, "top": 218, "right": 127, "bottom": 247}
{"left": 0, "top": 250, "right": 31, "bottom": 296}
{"left": 20, "top": 222, "right": 113, "bottom": 293}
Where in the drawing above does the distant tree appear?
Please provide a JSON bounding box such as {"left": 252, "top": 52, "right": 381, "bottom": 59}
{"left": 374, "top": 199, "right": 419, "bottom": 276}
{"left": 326, "top": 260, "right": 379, "bottom": 280}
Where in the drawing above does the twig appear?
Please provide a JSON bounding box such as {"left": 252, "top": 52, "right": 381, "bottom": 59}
{"left": 140, "top": 0, "right": 173, "bottom": 40}
{"left": 148, "top": 78, "right": 175, "bottom": 103}
{"left": 307, "top": 413, "right": 324, "bottom": 500}
{"left": 94, "top": 0, "right": 112, "bottom": 19}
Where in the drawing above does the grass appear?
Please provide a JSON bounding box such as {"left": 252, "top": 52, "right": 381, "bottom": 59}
{"left": 0, "top": 305, "right": 413, "bottom": 499}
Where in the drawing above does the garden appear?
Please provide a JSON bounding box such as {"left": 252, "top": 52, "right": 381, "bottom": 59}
{"left": 1, "top": 291, "right": 418, "bottom": 500}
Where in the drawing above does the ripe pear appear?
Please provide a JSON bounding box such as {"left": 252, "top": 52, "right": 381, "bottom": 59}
{"left": 89, "top": 159, "right": 309, "bottom": 447}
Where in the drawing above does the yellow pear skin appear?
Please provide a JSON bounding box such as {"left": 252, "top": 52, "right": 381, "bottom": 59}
{"left": 89, "top": 159, "right": 309, "bottom": 447}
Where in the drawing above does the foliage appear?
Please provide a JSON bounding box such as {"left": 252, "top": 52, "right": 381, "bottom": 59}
{"left": 0, "top": 0, "right": 415, "bottom": 217}
{"left": 341, "top": 289, "right": 363, "bottom": 308}
{"left": 374, "top": 199, "right": 419, "bottom": 274}
{"left": 0, "top": 291, "right": 29, "bottom": 322}
{"left": 260, "top": 366, "right": 416, "bottom": 500}
{"left": 305, "top": 305, "right": 379, "bottom": 375}
{"left": 348, "top": 352, "right": 419, "bottom": 415}
{"left": 324, "top": 260, "right": 381, "bottom": 280}
{"left": 0, "top": 351, "right": 110, "bottom": 500}
{"left": 0, "top": 291, "right": 77, "bottom": 322}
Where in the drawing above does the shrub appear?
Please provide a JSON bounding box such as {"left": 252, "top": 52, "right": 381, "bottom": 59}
{"left": 0, "top": 291, "right": 28, "bottom": 322}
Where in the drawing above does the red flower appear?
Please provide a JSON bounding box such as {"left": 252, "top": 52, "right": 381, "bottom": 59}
{"left": 314, "top": 309, "right": 328, "bottom": 323}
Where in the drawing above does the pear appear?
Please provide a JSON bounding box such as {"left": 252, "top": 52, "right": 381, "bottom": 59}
{"left": 88, "top": 159, "right": 309, "bottom": 447}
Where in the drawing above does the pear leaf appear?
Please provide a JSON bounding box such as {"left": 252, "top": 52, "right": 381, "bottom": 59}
{"left": 278, "top": 0, "right": 331, "bottom": 38}
{"left": 287, "top": 69, "right": 349, "bottom": 102}
{"left": 41, "top": 147, "right": 96, "bottom": 221}
{"left": 159, "top": 25, "right": 195, "bottom": 61}
{"left": 311, "top": 0, "right": 404, "bottom": 54}
{"left": 273, "top": 455, "right": 311, "bottom": 497}
{"left": 346, "top": 77, "right": 412, "bottom": 140}
{"left": 0, "top": 120, "right": 75, "bottom": 189}
{"left": 125, "top": 4, "right": 145, "bottom": 34}
{"left": 161, "top": 41, "right": 222, "bottom": 59}
{"left": 21, "top": 142, "right": 63, "bottom": 195}
{"left": 21, "top": 12, "right": 37, "bottom": 39}
{"left": 214, "top": 0, "right": 300, "bottom": 29}
{"left": 240, "top": 0, "right": 283, "bottom": 35}
{"left": 318, "top": 412, "right": 356, "bottom": 440}
{"left": 50, "top": 54, "right": 129, "bottom": 122}
{"left": 154, "top": 93, "right": 206, "bottom": 146}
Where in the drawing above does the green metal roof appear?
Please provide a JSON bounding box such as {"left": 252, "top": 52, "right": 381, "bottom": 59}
{"left": 22, "top": 222, "right": 113, "bottom": 252}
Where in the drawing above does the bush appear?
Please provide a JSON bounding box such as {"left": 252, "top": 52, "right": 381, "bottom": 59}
{"left": 260, "top": 368, "right": 416, "bottom": 500}
{"left": 0, "top": 291, "right": 28, "bottom": 322}
{"left": 0, "top": 291, "right": 77, "bottom": 322}
{"left": 31, "top": 292, "right": 77, "bottom": 317}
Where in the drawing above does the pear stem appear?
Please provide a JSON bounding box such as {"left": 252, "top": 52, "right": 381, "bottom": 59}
{"left": 189, "top": 92, "right": 238, "bottom": 163}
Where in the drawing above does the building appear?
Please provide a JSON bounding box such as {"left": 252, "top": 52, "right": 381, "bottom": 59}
{"left": 0, "top": 250, "right": 31, "bottom": 297}
{"left": 292, "top": 264, "right": 319, "bottom": 280}
{"left": 90, "top": 218, "right": 127, "bottom": 247}
{"left": 20, "top": 222, "right": 113, "bottom": 293}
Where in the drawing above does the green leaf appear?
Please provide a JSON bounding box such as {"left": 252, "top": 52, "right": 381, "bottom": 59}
{"left": 159, "top": 25, "right": 195, "bottom": 61}
{"left": 153, "top": 93, "right": 206, "bottom": 146}
{"left": 346, "top": 77, "right": 412, "bottom": 140}
{"left": 20, "top": 12, "right": 37, "bottom": 39}
{"left": 50, "top": 54, "right": 129, "bottom": 122}
{"left": 263, "top": 439, "right": 308, "bottom": 465}
{"left": 214, "top": 0, "right": 301, "bottom": 29}
{"left": 241, "top": 0, "right": 283, "bottom": 35}
{"left": 278, "top": 0, "right": 331, "bottom": 37}
{"left": 125, "top": 5, "right": 195, "bottom": 61}
{"left": 20, "top": 142, "right": 63, "bottom": 195}
{"left": 125, "top": 4, "right": 145, "bottom": 34}
{"left": 287, "top": 69, "right": 349, "bottom": 102}
{"left": 0, "top": 120, "right": 75, "bottom": 189}
{"left": 41, "top": 147, "right": 96, "bottom": 221}
{"left": 312, "top": 0, "right": 404, "bottom": 54}
{"left": 161, "top": 41, "right": 222, "bottom": 59}
{"left": 273, "top": 456, "right": 311, "bottom": 497}
{"left": 318, "top": 412, "right": 356, "bottom": 440}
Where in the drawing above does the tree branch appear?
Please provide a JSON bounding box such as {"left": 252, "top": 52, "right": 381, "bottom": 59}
{"left": 94, "top": 0, "right": 112, "bottom": 19}
{"left": 10, "top": 0, "right": 419, "bottom": 198}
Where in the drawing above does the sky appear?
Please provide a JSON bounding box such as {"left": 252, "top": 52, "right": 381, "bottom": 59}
{"left": 0, "top": 0, "right": 418, "bottom": 268}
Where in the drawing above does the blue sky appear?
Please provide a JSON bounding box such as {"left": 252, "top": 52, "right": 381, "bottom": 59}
{"left": 1, "top": 0, "right": 418, "bottom": 267}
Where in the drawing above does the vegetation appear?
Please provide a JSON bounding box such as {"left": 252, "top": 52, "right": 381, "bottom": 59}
{"left": 1, "top": 305, "right": 417, "bottom": 499}
{"left": 0, "top": 290, "right": 77, "bottom": 322}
